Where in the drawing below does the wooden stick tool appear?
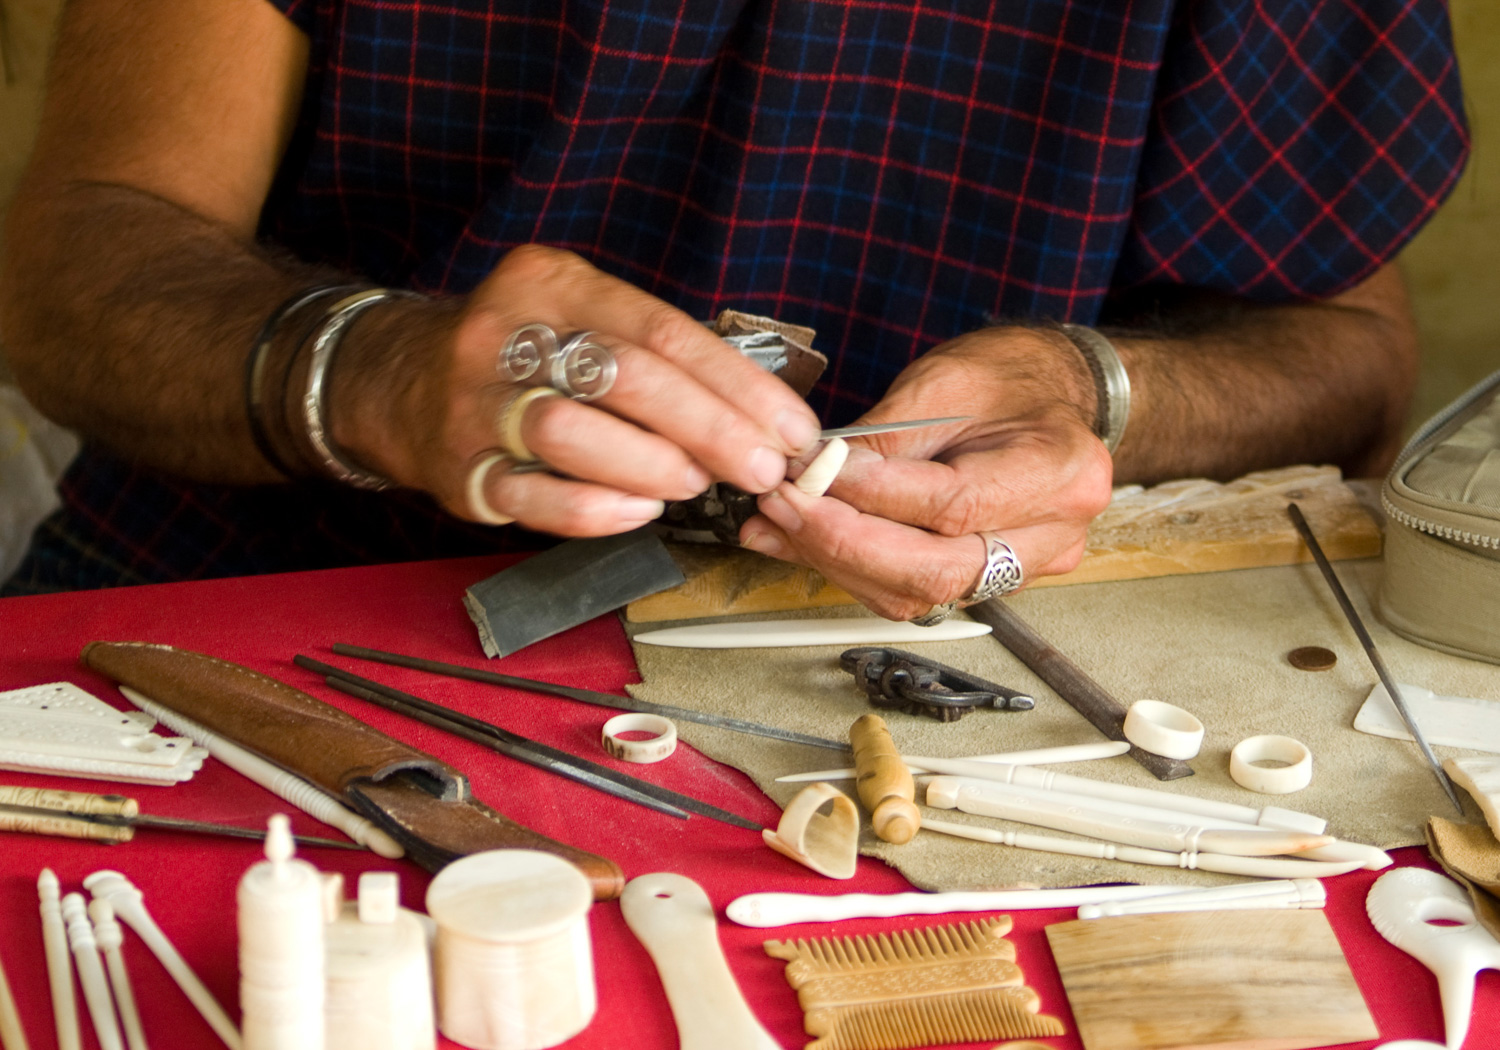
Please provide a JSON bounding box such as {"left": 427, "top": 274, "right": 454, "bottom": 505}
{"left": 1287, "top": 502, "right": 1464, "bottom": 813}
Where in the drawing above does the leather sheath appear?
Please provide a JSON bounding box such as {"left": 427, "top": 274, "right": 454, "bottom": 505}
{"left": 82, "top": 641, "right": 624, "bottom": 899}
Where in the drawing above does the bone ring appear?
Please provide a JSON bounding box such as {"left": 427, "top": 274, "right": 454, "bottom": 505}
{"left": 960, "top": 532, "right": 1024, "bottom": 606}
{"left": 550, "top": 331, "right": 618, "bottom": 401}
{"left": 1230, "top": 735, "right": 1313, "bottom": 794}
{"left": 465, "top": 453, "right": 517, "bottom": 526}
{"left": 601, "top": 713, "right": 678, "bottom": 764}
{"left": 497, "top": 387, "right": 563, "bottom": 462}
{"left": 909, "top": 601, "right": 957, "bottom": 627}
{"left": 1124, "top": 700, "right": 1205, "bottom": 760}
{"left": 498, "top": 322, "right": 559, "bottom": 383}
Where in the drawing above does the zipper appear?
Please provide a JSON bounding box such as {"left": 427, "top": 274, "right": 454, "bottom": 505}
{"left": 1382, "top": 367, "right": 1500, "bottom": 550}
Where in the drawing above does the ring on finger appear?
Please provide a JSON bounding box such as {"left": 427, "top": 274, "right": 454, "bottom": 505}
{"left": 498, "top": 323, "right": 558, "bottom": 383}
{"left": 550, "top": 331, "right": 617, "bottom": 401}
{"left": 497, "top": 387, "right": 564, "bottom": 463}
{"left": 465, "top": 453, "right": 518, "bottom": 526}
{"left": 959, "top": 532, "right": 1024, "bottom": 606}
{"left": 909, "top": 601, "right": 957, "bottom": 627}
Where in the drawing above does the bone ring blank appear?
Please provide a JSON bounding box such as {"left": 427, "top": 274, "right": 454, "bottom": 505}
{"left": 465, "top": 454, "right": 518, "bottom": 526}
{"left": 1230, "top": 735, "right": 1313, "bottom": 794}
{"left": 1124, "top": 700, "right": 1205, "bottom": 760}
{"left": 601, "top": 713, "right": 678, "bottom": 764}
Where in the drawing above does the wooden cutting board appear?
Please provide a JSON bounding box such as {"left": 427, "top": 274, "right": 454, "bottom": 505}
{"left": 1044, "top": 910, "right": 1378, "bottom": 1050}
{"left": 627, "top": 465, "right": 1380, "bottom": 622}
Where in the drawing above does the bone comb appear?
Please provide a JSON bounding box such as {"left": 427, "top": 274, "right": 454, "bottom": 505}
{"left": 765, "top": 918, "right": 1065, "bottom": 1050}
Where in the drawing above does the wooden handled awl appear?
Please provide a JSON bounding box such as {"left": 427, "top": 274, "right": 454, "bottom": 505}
{"left": 850, "top": 714, "right": 920, "bottom": 844}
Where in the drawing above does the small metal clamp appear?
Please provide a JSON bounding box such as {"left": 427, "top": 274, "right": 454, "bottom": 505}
{"left": 838, "top": 647, "right": 1035, "bottom": 722}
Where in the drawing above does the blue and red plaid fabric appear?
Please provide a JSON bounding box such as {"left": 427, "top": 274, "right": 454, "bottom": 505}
{"left": 6, "top": 0, "right": 1467, "bottom": 593}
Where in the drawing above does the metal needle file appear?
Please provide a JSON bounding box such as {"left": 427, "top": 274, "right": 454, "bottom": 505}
{"left": 0, "top": 795, "right": 363, "bottom": 851}
{"left": 330, "top": 643, "right": 849, "bottom": 751}
{"left": 1287, "top": 502, "right": 1464, "bottom": 813}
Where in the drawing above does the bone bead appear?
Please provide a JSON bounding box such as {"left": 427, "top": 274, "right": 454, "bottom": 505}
{"left": 850, "top": 714, "right": 920, "bottom": 844}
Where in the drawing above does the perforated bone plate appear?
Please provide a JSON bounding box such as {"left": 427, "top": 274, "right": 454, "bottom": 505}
{"left": 0, "top": 682, "right": 207, "bottom": 775}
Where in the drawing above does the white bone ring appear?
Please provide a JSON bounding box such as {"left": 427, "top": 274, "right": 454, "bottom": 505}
{"left": 1124, "top": 700, "right": 1205, "bottom": 760}
{"left": 601, "top": 713, "right": 678, "bottom": 764}
{"left": 465, "top": 454, "right": 517, "bottom": 526}
{"left": 1230, "top": 735, "right": 1313, "bottom": 794}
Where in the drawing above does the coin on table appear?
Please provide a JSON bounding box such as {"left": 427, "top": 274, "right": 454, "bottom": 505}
{"left": 1287, "top": 646, "right": 1337, "bottom": 671}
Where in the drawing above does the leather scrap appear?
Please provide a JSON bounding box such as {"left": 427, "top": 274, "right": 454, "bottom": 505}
{"left": 1426, "top": 816, "right": 1500, "bottom": 941}
{"left": 81, "top": 641, "right": 625, "bottom": 899}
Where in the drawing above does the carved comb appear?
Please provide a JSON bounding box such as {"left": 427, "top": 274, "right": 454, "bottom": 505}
{"left": 765, "top": 917, "right": 1066, "bottom": 1050}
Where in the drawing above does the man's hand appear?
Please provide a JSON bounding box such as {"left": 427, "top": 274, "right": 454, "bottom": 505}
{"left": 738, "top": 327, "right": 1116, "bottom": 621}
{"left": 332, "top": 246, "right": 821, "bottom": 536}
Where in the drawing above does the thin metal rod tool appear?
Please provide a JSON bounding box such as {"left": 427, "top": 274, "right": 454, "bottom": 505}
{"left": 1287, "top": 502, "right": 1464, "bottom": 813}
{"left": 0, "top": 803, "right": 363, "bottom": 850}
{"left": 330, "top": 643, "right": 849, "bottom": 751}
{"left": 298, "top": 656, "right": 763, "bottom": 831}
{"left": 819, "top": 416, "right": 970, "bottom": 439}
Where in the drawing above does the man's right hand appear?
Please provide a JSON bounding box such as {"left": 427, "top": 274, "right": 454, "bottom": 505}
{"left": 331, "top": 245, "right": 823, "bottom": 536}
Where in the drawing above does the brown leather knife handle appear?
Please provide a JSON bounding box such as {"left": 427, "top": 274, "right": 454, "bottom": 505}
{"left": 82, "top": 641, "right": 626, "bottom": 899}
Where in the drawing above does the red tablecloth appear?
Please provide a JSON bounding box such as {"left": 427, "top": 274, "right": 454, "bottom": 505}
{"left": 1, "top": 555, "right": 1495, "bottom": 1050}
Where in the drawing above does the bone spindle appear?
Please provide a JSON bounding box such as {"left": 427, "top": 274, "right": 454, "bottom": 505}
{"left": 62, "top": 892, "right": 124, "bottom": 1050}
{"left": 324, "top": 872, "right": 434, "bottom": 1050}
{"left": 239, "top": 816, "right": 326, "bottom": 1050}
{"left": 90, "top": 899, "right": 149, "bottom": 1050}
{"left": 84, "top": 870, "right": 242, "bottom": 1050}
{"left": 850, "top": 714, "right": 920, "bottom": 844}
{"left": 38, "top": 869, "right": 81, "bottom": 1050}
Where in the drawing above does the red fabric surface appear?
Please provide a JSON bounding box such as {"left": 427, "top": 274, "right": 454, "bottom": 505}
{"left": 0, "top": 555, "right": 1495, "bottom": 1050}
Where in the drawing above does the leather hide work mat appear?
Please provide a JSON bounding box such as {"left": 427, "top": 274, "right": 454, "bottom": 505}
{"left": 626, "top": 559, "right": 1500, "bottom": 890}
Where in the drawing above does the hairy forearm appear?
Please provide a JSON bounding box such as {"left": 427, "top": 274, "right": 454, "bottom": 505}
{"left": 1105, "top": 268, "right": 1418, "bottom": 483}
{"left": 1, "top": 181, "right": 331, "bottom": 483}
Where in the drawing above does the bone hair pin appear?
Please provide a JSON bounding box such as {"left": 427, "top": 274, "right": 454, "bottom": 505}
{"left": 921, "top": 817, "right": 1365, "bottom": 880}
{"left": 925, "top": 777, "right": 1332, "bottom": 858}
{"left": 1077, "top": 878, "right": 1326, "bottom": 919}
{"left": 775, "top": 740, "right": 1132, "bottom": 783}
{"left": 600, "top": 712, "right": 677, "bottom": 764}
{"left": 61, "top": 892, "right": 124, "bottom": 1050}
{"left": 120, "top": 687, "right": 404, "bottom": 858}
{"left": 89, "top": 899, "right": 148, "bottom": 1050}
{"left": 38, "top": 869, "right": 80, "bottom": 1050}
{"left": 726, "top": 884, "right": 1191, "bottom": 928}
{"left": 850, "top": 714, "right": 920, "bottom": 844}
{"left": 763, "top": 782, "right": 860, "bottom": 879}
{"left": 238, "top": 815, "right": 325, "bottom": 1050}
{"left": 84, "top": 870, "right": 243, "bottom": 1050}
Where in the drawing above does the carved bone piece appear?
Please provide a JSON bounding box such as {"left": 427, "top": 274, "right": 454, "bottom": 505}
{"left": 1444, "top": 757, "right": 1500, "bottom": 841}
{"left": 765, "top": 918, "right": 1065, "bottom": 1050}
{"left": 763, "top": 782, "right": 860, "bottom": 879}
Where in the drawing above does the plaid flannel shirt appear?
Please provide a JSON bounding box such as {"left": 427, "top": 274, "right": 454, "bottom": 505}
{"left": 7, "top": 0, "right": 1466, "bottom": 593}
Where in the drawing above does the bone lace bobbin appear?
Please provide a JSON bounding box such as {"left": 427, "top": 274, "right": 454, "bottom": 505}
{"left": 39, "top": 869, "right": 80, "bottom": 1050}
{"left": 325, "top": 872, "right": 434, "bottom": 1050}
{"left": 1367, "top": 866, "right": 1500, "bottom": 1050}
{"left": 1230, "top": 735, "right": 1314, "bottom": 794}
{"left": 763, "top": 782, "right": 860, "bottom": 879}
{"left": 63, "top": 891, "right": 124, "bottom": 1050}
{"left": 600, "top": 712, "right": 678, "bottom": 764}
{"left": 90, "top": 899, "right": 148, "bottom": 1050}
{"left": 238, "top": 815, "right": 325, "bottom": 1050}
{"left": 764, "top": 917, "right": 1066, "bottom": 1049}
{"left": 0, "top": 682, "right": 207, "bottom": 784}
{"left": 426, "top": 850, "right": 595, "bottom": 1050}
{"left": 1122, "top": 700, "right": 1203, "bottom": 760}
{"left": 620, "top": 873, "right": 779, "bottom": 1050}
{"left": 850, "top": 714, "right": 920, "bottom": 844}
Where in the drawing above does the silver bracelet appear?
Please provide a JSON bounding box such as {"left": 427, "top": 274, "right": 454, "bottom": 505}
{"left": 1059, "top": 323, "right": 1130, "bottom": 454}
{"left": 301, "top": 288, "right": 420, "bottom": 490}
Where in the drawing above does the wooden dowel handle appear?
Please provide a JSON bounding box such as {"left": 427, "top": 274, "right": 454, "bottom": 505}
{"left": 0, "top": 787, "right": 137, "bottom": 816}
{"left": 849, "top": 714, "right": 920, "bottom": 844}
{"left": 0, "top": 812, "right": 132, "bottom": 843}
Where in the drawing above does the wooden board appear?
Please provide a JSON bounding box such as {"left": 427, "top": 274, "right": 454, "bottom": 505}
{"left": 626, "top": 466, "right": 1381, "bottom": 622}
{"left": 1044, "top": 910, "right": 1378, "bottom": 1050}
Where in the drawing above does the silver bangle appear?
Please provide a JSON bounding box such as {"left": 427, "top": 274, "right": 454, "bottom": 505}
{"left": 302, "top": 288, "right": 420, "bottom": 490}
{"left": 1059, "top": 323, "right": 1130, "bottom": 454}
